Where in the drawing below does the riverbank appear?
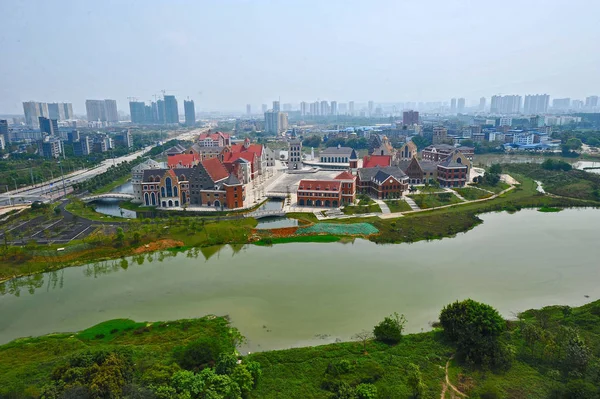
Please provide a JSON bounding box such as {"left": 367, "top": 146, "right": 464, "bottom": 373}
{"left": 1, "top": 174, "right": 599, "bottom": 282}
{"left": 2, "top": 299, "right": 599, "bottom": 398}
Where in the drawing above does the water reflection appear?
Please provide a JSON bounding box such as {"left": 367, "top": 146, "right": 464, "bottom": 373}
{"left": 0, "top": 244, "right": 238, "bottom": 297}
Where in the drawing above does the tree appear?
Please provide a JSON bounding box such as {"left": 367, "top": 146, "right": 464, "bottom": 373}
{"left": 355, "top": 383, "right": 378, "bottom": 399}
{"left": 488, "top": 163, "right": 502, "bottom": 175}
{"left": 115, "top": 228, "right": 125, "bottom": 247}
{"left": 302, "top": 135, "right": 322, "bottom": 148}
{"left": 439, "top": 299, "right": 509, "bottom": 368}
{"left": 215, "top": 353, "right": 238, "bottom": 375}
{"left": 565, "top": 137, "right": 583, "bottom": 151}
{"left": 373, "top": 312, "right": 407, "bottom": 344}
{"left": 352, "top": 330, "right": 373, "bottom": 353}
{"left": 521, "top": 323, "right": 543, "bottom": 356}
{"left": 411, "top": 135, "right": 431, "bottom": 150}
{"left": 407, "top": 363, "right": 425, "bottom": 398}
{"left": 409, "top": 185, "right": 417, "bottom": 194}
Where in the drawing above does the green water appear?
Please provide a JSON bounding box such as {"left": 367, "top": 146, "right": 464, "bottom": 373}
{"left": 1, "top": 209, "right": 599, "bottom": 352}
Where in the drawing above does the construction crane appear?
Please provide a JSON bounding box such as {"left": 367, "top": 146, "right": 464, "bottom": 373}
{"left": 127, "top": 97, "right": 139, "bottom": 103}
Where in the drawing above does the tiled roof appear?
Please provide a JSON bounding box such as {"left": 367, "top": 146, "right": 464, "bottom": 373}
{"left": 223, "top": 173, "right": 242, "bottom": 186}
{"left": 298, "top": 179, "right": 341, "bottom": 191}
{"left": 438, "top": 151, "right": 468, "bottom": 168}
{"left": 198, "top": 132, "right": 230, "bottom": 141}
{"left": 334, "top": 171, "right": 356, "bottom": 181}
{"left": 165, "top": 144, "right": 187, "bottom": 155}
{"left": 142, "top": 168, "right": 167, "bottom": 182}
{"left": 230, "top": 143, "right": 263, "bottom": 157}
{"left": 171, "top": 168, "right": 194, "bottom": 181}
{"left": 419, "top": 160, "right": 439, "bottom": 172}
{"left": 423, "top": 144, "right": 455, "bottom": 152}
{"left": 357, "top": 166, "right": 407, "bottom": 181}
{"left": 223, "top": 151, "right": 256, "bottom": 165}
{"left": 362, "top": 155, "right": 391, "bottom": 168}
{"left": 320, "top": 146, "right": 357, "bottom": 159}
{"left": 201, "top": 157, "right": 229, "bottom": 182}
{"left": 168, "top": 154, "right": 198, "bottom": 168}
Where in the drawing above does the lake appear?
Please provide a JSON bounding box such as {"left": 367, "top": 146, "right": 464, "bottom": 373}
{"left": 1, "top": 209, "right": 599, "bottom": 353}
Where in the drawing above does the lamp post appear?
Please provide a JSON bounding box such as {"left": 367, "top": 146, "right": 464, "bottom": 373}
{"left": 58, "top": 161, "right": 67, "bottom": 197}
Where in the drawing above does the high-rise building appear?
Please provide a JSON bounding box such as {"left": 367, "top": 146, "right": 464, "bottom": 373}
{"left": 490, "top": 95, "right": 522, "bottom": 114}
{"left": 320, "top": 100, "right": 329, "bottom": 116}
{"left": 402, "top": 110, "right": 419, "bottom": 126}
{"left": 246, "top": 104, "right": 252, "bottom": 116}
{"left": 300, "top": 102, "right": 307, "bottom": 116}
{"left": 330, "top": 101, "right": 338, "bottom": 115}
{"left": 184, "top": 100, "right": 195, "bottom": 126}
{"left": 129, "top": 102, "right": 146, "bottom": 124}
{"left": 144, "top": 104, "right": 155, "bottom": 124}
{"left": 115, "top": 130, "right": 133, "bottom": 148}
{"left": 67, "top": 130, "right": 80, "bottom": 143}
{"left": 585, "top": 96, "right": 599, "bottom": 108}
{"left": 104, "top": 99, "right": 119, "bottom": 123}
{"left": 63, "top": 103, "right": 73, "bottom": 120}
{"left": 523, "top": 94, "right": 549, "bottom": 114}
{"left": 85, "top": 100, "right": 107, "bottom": 122}
{"left": 164, "top": 95, "right": 179, "bottom": 124}
{"left": 309, "top": 102, "right": 318, "bottom": 116}
{"left": 48, "top": 103, "right": 61, "bottom": 120}
{"left": 23, "top": 101, "right": 48, "bottom": 127}
{"left": 479, "top": 97, "right": 486, "bottom": 111}
{"left": 157, "top": 100, "right": 166, "bottom": 124}
{"left": 272, "top": 101, "right": 280, "bottom": 112}
{"left": 552, "top": 98, "right": 571, "bottom": 110}
{"left": 368, "top": 101, "right": 374, "bottom": 116}
{"left": 37, "top": 137, "right": 62, "bottom": 158}
{"left": 572, "top": 100, "right": 584, "bottom": 109}
{"left": 38, "top": 117, "right": 58, "bottom": 136}
{"left": 450, "top": 98, "right": 457, "bottom": 113}
{"left": 457, "top": 98, "right": 466, "bottom": 113}
{"left": 433, "top": 126, "right": 448, "bottom": 144}
{"left": 73, "top": 136, "right": 91, "bottom": 156}
{"left": 261, "top": 104, "right": 267, "bottom": 114}
{"left": 349, "top": 101, "right": 355, "bottom": 116}
{"left": 264, "top": 110, "right": 288, "bottom": 134}
{"left": 0, "top": 120, "right": 9, "bottom": 145}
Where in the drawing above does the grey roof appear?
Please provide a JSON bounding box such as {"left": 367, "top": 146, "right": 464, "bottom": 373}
{"left": 222, "top": 173, "right": 242, "bottom": 186}
{"left": 423, "top": 144, "right": 455, "bottom": 152}
{"left": 358, "top": 166, "right": 407, "bottom": 181}
{"left": 172, "top": 168, "right": 194, "bottom": 180}
{"left": 191, "top": 143, "right": 224, "bottom": 153}
{"left": 438, "top": 152, "right": 468, "bottom": 168}
{"left": 419, "top": 160, "right": 439, "bottom": 172}
{"left": 320, "top": 146, "right": 357, "bottom": 159}
{"left": 142, "top": 168, "right": 167, "bottom": 181}
{"left": 165, "top": 144, "right": 187, "bottom": 155}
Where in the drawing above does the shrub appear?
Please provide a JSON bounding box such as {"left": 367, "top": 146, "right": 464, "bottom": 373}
{"left": 245, "top": 361, "right": 262, "bottom": 387}
{"left": 215, "top": 353, "right": 238, "bottom": 375}
{"left": 355, "top": 383, "right": 378, "bottom": 399}
{"left": 373, "top": 312, "right": 407, "bottom": 344}
{"left": 174, "top": 337, "right": 229, "bottom": 371}
{"left": 326, "top": 359, "right": 354, "bottom": 376}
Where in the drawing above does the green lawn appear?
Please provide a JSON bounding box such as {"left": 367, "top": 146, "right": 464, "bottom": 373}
{"left": 407, "top": 192, "right": 463, "bottom": 209}
{"left": 453, "top": 187, "right": 493, "bottom": 201}
{"left": 65, "top": 199, "right": 126, "bottom": 222}
{"left": 470, "top": 181, "right": 510, "bottom": 194}
{"left": 342, "top": 196, "right": 382, "bottom": 215}
{"left": 384, "top": 199, "right": 413, "bottom": 212}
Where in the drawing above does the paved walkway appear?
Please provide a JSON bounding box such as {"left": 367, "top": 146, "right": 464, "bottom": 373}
{"left": 403, "top": 196, "right": 420, "bottom": 211}
{"left": 446, "top": 188, "right": 466, "bottom": 201}
{"left": 374, "top": 199, "right": 391, "bottom": 214}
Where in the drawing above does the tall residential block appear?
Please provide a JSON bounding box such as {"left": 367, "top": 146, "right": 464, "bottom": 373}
{"left": 246, "top": 104, "right": 252, "bottom": 116}
{"left": 552, "top": 98, "right": 571, "bottom": 109}
{"left": 23, "top": 101, "right": 48, "bottom": 127}
{"left": 38, "top": 117, "right": 58, "bottom": 135}
{"left": 264, "top": 110, "right": 288, "bottom": 134}
{"left": 349, "top": 101, "right": 355, "bottom": 116}
{"left": 164, "top": 95, "right": 179, "bottom": 124}
{"left": 300, "top": 102, "right": 307, "bottom": 116}
{"left": 0, "top": 119, "right": 9, "bottom": 144}
{"left": 450, "top": 98, "right": 457, "bottom": 113}
{"left": 85, "top": 100, "right": 107, "bottom": 122}
{"left": 402, "top": 110, "right": 419, "bottom": 126}
{"left": 479, "top": 97, "right": 486, "bottom": 111}
{"left": 490, "top": 95, "right": 522, "bottom": 114}
{"left": 272, "top": 101, "right": 280, "bottom": 112}
{"left": 585, "top": 96, "right": 599, "bottom": 108}
{"left": 104, "top": 99, "right": 119, "bottom": 122}
{"left": 129, "top": 101, "right": 146, "bottom": 124}
{"left": 432, "top": 126, "right": 448, "bottom": 144}
{"left": 457, "top": 98, "right": 465, "bottom": 113}
{"left": 184, "top": 100, "right": 195, "bottom": 126}
{"left": 523, "top": 94, "right": 549, "bottom": 114}
{"left": 331, "top": 101, "right": 338, "bottom": 115}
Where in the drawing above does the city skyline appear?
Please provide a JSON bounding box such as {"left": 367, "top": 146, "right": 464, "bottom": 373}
{"left": 1, "top": 0, "right": 599, "bottom": 114}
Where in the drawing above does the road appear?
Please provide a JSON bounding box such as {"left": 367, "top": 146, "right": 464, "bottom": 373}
{"left": 0, "top": 127, "right": 208, "bottom": 206}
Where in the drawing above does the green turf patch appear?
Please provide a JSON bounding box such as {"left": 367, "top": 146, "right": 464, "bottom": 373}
{"left": 538, "top": 206, "right": 562, "bottom": 213}
{"left": 255, "top": 235, "right": 341, "bottom": 245}
{"left": 76, "top": 319, "right": 146, "bottom": 341}
{"left": 296, "top": 222, "right": 379, "bottom": 235}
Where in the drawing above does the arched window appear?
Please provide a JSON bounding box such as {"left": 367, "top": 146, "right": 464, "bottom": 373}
{"left": 174, "top": 186, "right": 178, "bottom": 197}
{"left": 166, "top": 177, "right": 173, "bottom": 197}
{"left": 161, "top": 187, "right": 165, "bottom": 197}
{"left": 456, "top": 157, "right": 462, "bottom": 164}
{"left": 168, "top": 200, "right": 173, "bottom": 207}
{"left": 214, "top": 200, "right": 221, "bottom": 208}
{"left": 151, "top": 192, "right": 156, "bottom": 206}
{"left": 144, "top": 193, "right": 149, "bottom": 206}
{"left": 180, "top": 175, "right": 186, "bottom": 181}
{"left": 182, "top": 192, "right": 187, "bottom": 204}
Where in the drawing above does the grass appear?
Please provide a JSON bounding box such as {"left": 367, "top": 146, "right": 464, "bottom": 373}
{"left": 65, "top": 199, "right": 126, "bottom": 222}
{"left": 384, "top": 199, "right": 413, "bottom": 212}
{"left": 0, "top": 316, "right": 237, "bottom": 397}
{"left": 342, "top": 197, "right": 382, "bottom": 215}
{"left": 505, "top": 163, "right": 600, "bottom": 201}
{"left": 92, "top": 174, "right": 131, "bottom": 194}
{"left": 453, "top": 187, "right": 493, "bottom": 201}
{"left": 407, "top": 192, "right": 463, "bottom": 209}
{"left": 538, "top": 206, "right": 562, "bottom": 213}
{"left": 470, "top": 181, "right": 511, "bottom": 194}
{"left": 415, "top": 185, "right": 445, "bottom": 193}
{"left": 255, "top": 235, "right": 341, "bottom": 245}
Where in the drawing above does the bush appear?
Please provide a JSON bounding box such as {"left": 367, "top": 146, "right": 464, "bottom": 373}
{"left": 355, "top": 383, "right": 377, "bottom": 399}
{"left": 326, "top": 359, "right": 354, "bottom": 376}
{"left": 215, "top": 353, "right": 238, "bottom": 375}
{"left": 174, "top": 337, "right": 229, "bottom": 371}
{"left": 373, "top": 312, "right": 407, "bottom": 344}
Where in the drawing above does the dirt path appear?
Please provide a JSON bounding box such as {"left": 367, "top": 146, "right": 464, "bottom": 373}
{"left": 441, "top": 356, "right": 467, "bottom": 399}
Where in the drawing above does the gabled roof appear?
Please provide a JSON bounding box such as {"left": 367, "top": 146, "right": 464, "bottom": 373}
{"left": 357, "top": 166, "right": 407, "bottom": 181}
{"left": 438, "top": 151, "right": 469, "bottom": 168}
{"left": 334, "top": 171, "right": 356, "bottom": 181}
{"left": 423, "top": 144, "right": 455, "bottom": 153}
{"left": 201, "top": 157, "right": 229, "bottom": 182}
{"left": 168, "top": 153, "right": 199, "bottom": 168}
{"left": 165, "top": 143, "right": 187, "bottom": 155}
{"left": 298, "top": 179, "right": 341, "bottom": 191}
{"left": 372, "top": 170, "right": 403, "bottom": 185}
{"left": 230, "top": 142, "right": 263, "bottom": 157}
{"left": 223, "top": 173, "right": 242, "bottom": 186}
{"left": 198, "top": 131, "right": 230, "bottom": 141}
{"left": 142, "top": 168, "right": 168, "bottom": 182}
{"left": 320, "top": 146, "right": 357, "bottom": 159}
{"left": 171, "top": 168, "right": 194, "bottom": 181}
{"left": 223, "top": 151, "right": 256, "bottom": 165}
{"left": 362, "top": 155, "right": 391, "bottom": 168}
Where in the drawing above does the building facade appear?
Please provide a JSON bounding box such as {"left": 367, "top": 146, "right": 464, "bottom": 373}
{"left": 184, "top": 100, "right": 195, "bottom": 126}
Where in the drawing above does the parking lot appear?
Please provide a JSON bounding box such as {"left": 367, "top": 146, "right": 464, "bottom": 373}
{"left": 266, "top": 170, "right": 341, "bottom": 195}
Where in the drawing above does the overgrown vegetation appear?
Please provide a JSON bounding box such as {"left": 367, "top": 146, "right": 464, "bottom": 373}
{"left": 407, "top": 192, "right": 463, "bottom": 209}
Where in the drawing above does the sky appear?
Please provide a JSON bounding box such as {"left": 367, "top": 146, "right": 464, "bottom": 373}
{"left": 1, "top": 0, "right": 599, "bottom": 115}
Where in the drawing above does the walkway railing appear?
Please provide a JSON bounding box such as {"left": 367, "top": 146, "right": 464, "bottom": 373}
{"left": 81, "top": 193, "right": 135, "bottom": 202}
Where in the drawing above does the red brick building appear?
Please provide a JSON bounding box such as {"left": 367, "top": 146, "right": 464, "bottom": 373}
{"left": 296, "top": 171, "right": 357, "bottom": 207}
{"left": 357, "top": 166, "right": 409, "bottom": 199}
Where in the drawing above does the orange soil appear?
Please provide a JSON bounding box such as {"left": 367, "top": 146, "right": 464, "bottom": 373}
{"left": 133, "top": 239, "right": 185, "bottom": 254}
{"left": 253, "top": 226, "right": 298, "bottom": 238}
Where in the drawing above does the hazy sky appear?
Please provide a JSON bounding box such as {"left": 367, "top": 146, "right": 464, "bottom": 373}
{"left": 1, "top": 0, "right": 599, "bottom": 114}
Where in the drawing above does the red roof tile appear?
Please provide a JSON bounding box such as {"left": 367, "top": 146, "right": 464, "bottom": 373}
{"left": 168, "top": 154, "right": 198, "bottom": 168}
{"left": 223, "top": 151, "right": 256, "bottom": 165}
{"left": 202, "top": 157, "right": 229, "bottom": 182}
{"left": 298, "top": 179, "right": 341, "bottom": 191}
{"left": 230, "top": 143, "right": 263, "bottom": 157}
{"left": 334, "top": 171, "right": 356, "bottom": 181}
{"left": 362, "top": 155, "right": 391, "bottom": 168}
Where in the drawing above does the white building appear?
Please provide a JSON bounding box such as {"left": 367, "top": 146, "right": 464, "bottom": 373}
{"left": 513, "top": 132, "right": 535, "bottom": 146}
{"left": 499, "top": 117, "right": 512, "bottom": 127}
{"left": 131, "top": 159, "right": 162, "bottom": 203}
